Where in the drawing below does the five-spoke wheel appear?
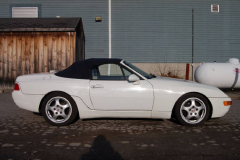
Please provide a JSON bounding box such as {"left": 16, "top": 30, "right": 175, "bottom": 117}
{"left": 174, "top": 93, "right": 210, "bottom": 126}
{"left": 45, "top": 97, "right": 72, "bottom": 123}
{"left": 41, "top": 92, "right": 78, "bottom": 126}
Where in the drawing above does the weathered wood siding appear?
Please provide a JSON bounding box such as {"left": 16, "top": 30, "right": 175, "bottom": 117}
{"left": 0, "top": 32, "right": 76, "bottom": 90}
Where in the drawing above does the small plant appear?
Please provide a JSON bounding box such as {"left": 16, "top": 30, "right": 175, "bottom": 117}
{"left": 149, "top": 63, "right": 183, "bottom": 79}
{"left": 160, "top": 71, "right": 181, "bottom": 79}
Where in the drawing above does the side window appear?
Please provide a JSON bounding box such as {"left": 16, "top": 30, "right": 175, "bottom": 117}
{"left": 92, "top": 64, "right": 125, "bottom": 80}
{"left": 99, "top": 64, "right": 122, "bottom": 76}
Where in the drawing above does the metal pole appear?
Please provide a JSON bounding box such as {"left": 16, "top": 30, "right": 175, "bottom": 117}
{"left": 109, "top": 0, "right": 112, "bottom": 59}
{"left": 108, "top": 0, "right": 111, "bottom": 75}
{"left": 185, "top": 63, "right": 190, "bottom": 80}
{"left": 192, "top": 8, "right": 194, "bottom": 81}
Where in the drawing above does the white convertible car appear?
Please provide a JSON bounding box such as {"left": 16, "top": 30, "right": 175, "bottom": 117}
{"left": 12, "top": 58, "right": 231, "bottom": 126}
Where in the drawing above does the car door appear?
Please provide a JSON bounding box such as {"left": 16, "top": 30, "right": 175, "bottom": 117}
{"left": 89, "top": 63, "right": 154, "bottom": 111}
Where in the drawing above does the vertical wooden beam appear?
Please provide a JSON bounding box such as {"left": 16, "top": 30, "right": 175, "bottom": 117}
{"left": 0, "top": 34, "right": 3, "bottom": 89}
{"left": 25, "top": 34, "right": 30, "bottom": 75}
{"left": 3, "top": 34, "right": 8, "bottom": 89}
{"left": 43, "top": 33, "right": 49, "bottom": 72}
{"left": 57, "top": 34, "right": 62, "bottom": 71}
{"left": 12, "top": 35, "right": 17, "bottom": 81}
{"left": 66, "top": 32, "right": 70, "bottom": 67}
{"left": 34, "top": 33, "right": 39, "bottom": 73}
{"left": 73, "top": 32, "right": 76, "bottom": 62}
{"left": 48, "top": 34, "right": 53, "bottom": 71}
{"left": 21, "top": 35, "right": 26, "bottom": 75}
{"left": 30, "top": 34, "right": 35, "bottom": 74}
{"left": 70, "top": 32, "right": 74, "bottom": 65}
{"left": 52, "top": 34, "right": 57, "bottom": 70}
{"left": 7, "top": 34, "right": 13, "bottom": 89}
{"left": 61, "top": 34, "right": 66, "bottom": 70}
{"left": 16, "top": 34, "right": 22, "bottom": 76}
{"left": 38, "top": 34, "right": 44, "bottom": 73}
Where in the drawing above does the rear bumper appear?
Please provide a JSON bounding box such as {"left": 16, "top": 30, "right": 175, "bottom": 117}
{"left": 209, "top": 97, "right": 231, "bottom": 118}
{"left": 12, "top": 91, "right": 44, "bottom": 113}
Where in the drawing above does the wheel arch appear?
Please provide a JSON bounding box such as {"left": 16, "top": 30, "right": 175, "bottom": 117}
{"left": 171, "top": 92, "right": 213, "bottom": 120}
{"left": 38, "top": 91, "right": 79, "bottom": 117}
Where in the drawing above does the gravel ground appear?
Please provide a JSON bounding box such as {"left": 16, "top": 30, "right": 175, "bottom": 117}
{"left": 0, "top": 92, "right": 240, "bottom": 160}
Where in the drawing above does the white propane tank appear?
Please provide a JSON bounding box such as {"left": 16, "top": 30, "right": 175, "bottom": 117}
{"left": 195, "top": 58, "right": 240, "bottom": 89}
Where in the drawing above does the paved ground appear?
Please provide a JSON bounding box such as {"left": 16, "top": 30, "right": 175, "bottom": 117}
{"left": 0, "top": 93, "right": 240, "bottom": 160}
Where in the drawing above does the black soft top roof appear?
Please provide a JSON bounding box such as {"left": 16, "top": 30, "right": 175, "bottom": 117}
{"left": 55, "top": 58, "right": 122, "bottom": 79}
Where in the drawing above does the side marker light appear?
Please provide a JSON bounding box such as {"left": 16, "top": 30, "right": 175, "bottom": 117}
{"left": 223, "top": 101, "right": 231, "bottom": 106}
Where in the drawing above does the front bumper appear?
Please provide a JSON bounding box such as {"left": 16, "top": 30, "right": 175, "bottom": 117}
{"left": 209, "top": 97, "right": 231, "bottom": 118}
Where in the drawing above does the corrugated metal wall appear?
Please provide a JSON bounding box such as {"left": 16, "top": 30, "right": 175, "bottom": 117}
{"left": 193, "top": 0, "right": 240, "bottom": 63}
{"left": 0, "top": 0, "right": 239, "bottom": 63}
{"left": 0, "top": 0, "right": 109, "bottom": 59}
{"left": 112, "top": 0, "right": 240, "bottom": 63}
{"left": 112, "top": 0, "right": 192, "bottom": 62}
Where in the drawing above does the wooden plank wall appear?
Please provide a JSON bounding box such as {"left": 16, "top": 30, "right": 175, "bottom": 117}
{"left": 0, "top": 32, "right": 76, "bottom": 90}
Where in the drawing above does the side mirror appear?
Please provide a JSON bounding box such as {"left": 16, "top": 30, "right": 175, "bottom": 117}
{"left": 128, "top": 74, "right": 140, "bottom": 85}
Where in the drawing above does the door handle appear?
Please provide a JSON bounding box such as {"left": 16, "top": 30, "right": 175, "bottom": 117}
{"left": 91, "top": 84, "right": 104, "bottom": 88}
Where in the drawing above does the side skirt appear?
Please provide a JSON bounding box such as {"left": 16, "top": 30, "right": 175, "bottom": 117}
{"left": 72, "top": 96, "right": 171, "bottom": 119}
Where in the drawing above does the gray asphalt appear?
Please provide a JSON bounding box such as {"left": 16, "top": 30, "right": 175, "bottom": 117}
{"left": 0, "top": 92, "right": 240, "bottom": 160}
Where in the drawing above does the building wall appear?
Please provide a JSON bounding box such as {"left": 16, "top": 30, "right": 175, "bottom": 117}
{"left": 0, "top": 32, "right": 76, "bottom": 89}
{"left": 0, "top": 0, "right": 109, "bottom": 60}
{"left": 112, "top": 0, "right": 240, "bottom": 63}
{"left": 0, "top": 0, "right": 239, "bottom": 63}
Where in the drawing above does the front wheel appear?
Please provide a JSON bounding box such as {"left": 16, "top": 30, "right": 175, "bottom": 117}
{"left": 41, "top": 92, "right": 78, "bottom": 126}
{"left": 174, "top": 93, "right": 210, "bottom": 126}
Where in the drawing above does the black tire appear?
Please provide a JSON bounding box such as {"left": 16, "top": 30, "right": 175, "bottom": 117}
{"left": 174, "top": 93, "right": 210, "bottom": 127}
{"left": 41, "top": 92, "right": 78, "bottom": 126}
{"left": 33, "top": 112, "right": 42, "bottom": 116}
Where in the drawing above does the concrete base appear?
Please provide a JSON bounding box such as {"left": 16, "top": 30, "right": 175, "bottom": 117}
{"left": 4, "top": 89, "right": 13, "bottom": 93}
{"left": 224, "top": 91, "right": 240, "bottom": 100}
{"left": 0, "top": 89, "right": 13, "bottom": 93}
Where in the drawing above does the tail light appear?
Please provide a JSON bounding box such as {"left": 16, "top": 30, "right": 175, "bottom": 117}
{"left": 14, "top": 83, "right": 20, "bottom": 91}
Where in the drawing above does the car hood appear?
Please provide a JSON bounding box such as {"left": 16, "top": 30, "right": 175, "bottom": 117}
{"left": 148, "top": 76, "right": 228, "bottom": 98}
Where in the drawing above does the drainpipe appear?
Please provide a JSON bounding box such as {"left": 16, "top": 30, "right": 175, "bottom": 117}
{"left": 109, "top": 0, "right": 112, "bottom": 59}
{"left": 192, "top": 8, "right": 194, "bottom": 81}
{"left": 108, "top": 0, "right": 112, "bottom": 75}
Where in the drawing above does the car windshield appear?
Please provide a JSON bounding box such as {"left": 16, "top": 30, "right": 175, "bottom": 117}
{"left": 123, "top": 61, "right": 152, "bottom": 79}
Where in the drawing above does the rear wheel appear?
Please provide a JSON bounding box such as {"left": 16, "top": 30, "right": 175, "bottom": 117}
{"left": 174, "top": 93, "right": 210, "bottom": 126}
{"left": 41, "top": 92, "right": 78, "bottom": 126}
